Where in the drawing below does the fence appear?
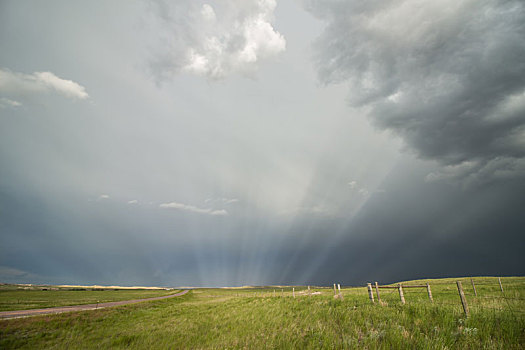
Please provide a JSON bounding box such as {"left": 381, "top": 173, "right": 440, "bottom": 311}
{"left": 231, "top": 277, "right": 525, "bottom": 317}
{"left": 363, "top": 277, "right": 525, "bottom": 317}
{"left": 232, "top": 277, "right": 523, "bottom": 318}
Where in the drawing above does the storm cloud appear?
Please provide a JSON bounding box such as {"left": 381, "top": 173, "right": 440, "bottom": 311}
{"left": 0, "top": 1, "right": 523, "bottom": 287}
{"left": 305, "top": 0, "right": 525, "bottom": 185}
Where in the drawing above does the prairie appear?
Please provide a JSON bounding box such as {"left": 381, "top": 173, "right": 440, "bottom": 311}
{"left": 0, "top": 277, "right": 523, "bottom": 349}
{"left": 0, "top": 285, "right": 177, "bottom": 312}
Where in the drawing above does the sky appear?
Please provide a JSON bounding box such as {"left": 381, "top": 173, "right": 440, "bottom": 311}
{"left": 0, "top": 0, "right": 524, "bottom": 287}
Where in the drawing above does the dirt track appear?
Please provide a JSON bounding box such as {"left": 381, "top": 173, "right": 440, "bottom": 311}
{"left": 0, "top": 289, "right": 189, "bottom": 320}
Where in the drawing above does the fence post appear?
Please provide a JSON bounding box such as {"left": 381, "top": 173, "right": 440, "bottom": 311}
{"left": 367, "top": 283, "right": 375, "bottom": 303}
{"left": 282, "top": 289, "right": 284, "bottom": 297}
{"left": 426, "top": 283, "right": 433, "bottom": 302}
{"left": 337, "top": 284, "right": 343, "bottom": 299}
{"left": 498, "top": 277, "right": 504, "bottom": 293}
{"left": 456, "top": 281, "right": 469, "bottom": 317}
{"left": 308, "top": 285, "right": 311, "bottom": 296}
{"left": 293, "top": 287, "right": 295, "bottom": 298}
{"left": 470, "top": 278, "right": 477, "bottom": 297}
{"left": 333, "top": 283, "right": 337, "bottom": 295}
{"left": 374, "top": 282, "right": 381, "bottom": 302}
{"left": 273, "top": 289, "right": 275, "bottom": 297}
{"left": 398, "top": 284, "right": 405, "bottom": 304}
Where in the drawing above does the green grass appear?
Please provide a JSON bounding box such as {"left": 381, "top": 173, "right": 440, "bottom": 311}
{"left": 0, "top": 287, "right": 178, "bottom": 311}
{"left": 1, "top": 277, "right": 524, "bottom": 349}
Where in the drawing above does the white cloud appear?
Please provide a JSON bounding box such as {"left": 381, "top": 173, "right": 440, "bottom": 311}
{"left": 127, "top": 199, "right": 138, "bottom": 204}
{"left": 98, "top": 194, "right": 110, "bottom": 200}
{"left": 160, "top": 201, "right": 228, "bottom": 216}
{"left": 34, "top": 72, "right": 88, "bottom": 99}
{"left": 204, "top": 197, "right": 239, "bottom": 205}
{"left": 224, "top": 198, "right": 239, "bottom": 204}
{"left": 284, "top": 204, "right": 333, "bottom": 217}
{"left": 348, "top": 180, "right": 375, "bottom": 198}
{"left": 150, "top": 0, "right": 286, "bottom": 80}
{"left": 0, "top": 68, "right": 89, "bottom": 100}
{"left": 201, "top": 4, "right": 216, "bottom": 22}
{"left": 0, "top": 97, "right": 21, "bottom": 108}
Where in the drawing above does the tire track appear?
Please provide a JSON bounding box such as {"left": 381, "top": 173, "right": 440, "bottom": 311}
{"left": 0, "top": 289, "right": 189, "bottom": 320}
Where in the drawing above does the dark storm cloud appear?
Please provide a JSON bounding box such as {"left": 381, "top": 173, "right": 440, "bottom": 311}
{"left": 305, "top": 0, "right": 525, "bottom": 185}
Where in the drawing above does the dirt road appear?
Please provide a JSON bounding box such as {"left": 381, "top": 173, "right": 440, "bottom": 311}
{"left": 0, "top": 289, "right": 189, "bottom": 320}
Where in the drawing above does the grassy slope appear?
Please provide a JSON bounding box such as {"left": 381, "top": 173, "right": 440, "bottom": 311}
{"left": 0, "top": 277, "right": 523, "bottom": 349}
{"left": 0, "top": 288, "right": 179, "bottom": 311}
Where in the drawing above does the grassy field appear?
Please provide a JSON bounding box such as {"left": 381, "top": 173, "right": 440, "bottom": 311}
{"left": 0, "top": 277, "right": 523, "bottom": 349}
{"left": 0, "top": 286, "right": 178, "bottom": 311}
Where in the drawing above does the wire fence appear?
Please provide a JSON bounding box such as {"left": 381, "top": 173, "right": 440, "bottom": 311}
{"left": 226, "top": 277, "right": 524, "bottom": 318}
{"left": 361, "top": 277, "right": 525, "bottom": 317}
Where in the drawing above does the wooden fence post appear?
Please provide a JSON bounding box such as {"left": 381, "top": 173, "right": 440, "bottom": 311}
{"left": 333, "top": 283, "right": 337, "bottom": 295}
{"left": 374, "top": 282, "right": 381, "bottom": 302}
{"left": 308, "top": 285, "right": 311, "bottom": 296}
{"left": 456, "top": 281, "right": 469, "bottom": 317}
{"left": 273, "top": 290, "right": 276, "bottom": 297}
{"left": 337, "top": 284, "right": 342, "bottom": 299}
{"left": 470, "top": 278, "right": 477, "bottom": 297}
{"left": 498, "top": 277, "right": 504, "bottom": 293}
{"left": 293, "top": 287, "right": 295, "bottom": 298}
{"left": 367, "top": 283, "right": 375, "bottom": 303}
{"left": 426, "top": 283, "right": 433, "bottom": 302}
{"left": 282, "top": 289, "right": 284, "bottom": 297}
{"left": 398, "top": 284, "right": 405, "bottom": 304}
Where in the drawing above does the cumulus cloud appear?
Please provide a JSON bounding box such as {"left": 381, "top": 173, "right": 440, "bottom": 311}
{"left": 0, "top": 69, "right": 89, "bottom": 101}
{"left": 0, "top": 97, "right": 21, "bottom": 108}
{"left": 305, "top": 0, "right": 525, "bottom": 183}
{"left": 159, "top": 201, "right": 228, "bottom": 216}
{"left": 34, "top": 71, "right": 89, "bottom": 99}
{"left": 149, "top": 0, "right": 286, "bottom": 80}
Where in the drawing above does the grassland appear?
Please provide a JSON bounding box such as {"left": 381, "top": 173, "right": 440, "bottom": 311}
{"left": 0, "top": 285, "right": 177, "bottom": 311}
{"left": 1, "top": 277, "right": 524, "bottom": 349}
